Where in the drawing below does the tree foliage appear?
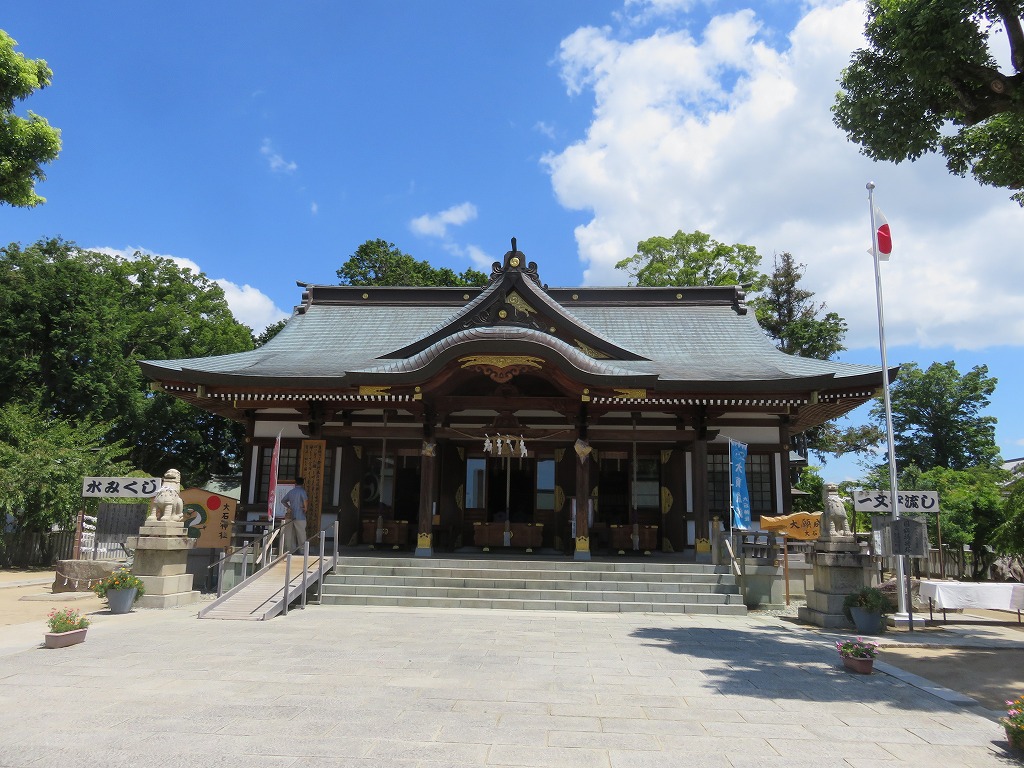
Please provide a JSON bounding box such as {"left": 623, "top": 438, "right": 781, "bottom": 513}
{"left": 615, "top": 230, "right": 767, "bottom": 291}
{"left": 337, "top": 239, "right": 488, "bottom": 287}
{"left": 0, "top": 30, "right": 61, "bottom": 207}
{"left": 0, "top": 403, "right": 132, "bottom": 533}
{"left": 873, "top": 361, "right": 1000, "bottom": 471}
{"left": 913, "top": 465, "right": 1006, "bottom": 578}
{"left": 833, "top": 1, "right": 1024, "bottom": 204}
{"left": 755, "top": 252, "right": 883, "bottom": 463}
{"left": 254, "top": 318, "right": 287, "bottom": 347}
{"left": 756, "top": 252, "right": 847, "bottom": 359}
{"left": 995, "top": 467, "right": 1024, "bottom": 555}
{"left": 0, "top": 239, "right": 254, "bottom": 485}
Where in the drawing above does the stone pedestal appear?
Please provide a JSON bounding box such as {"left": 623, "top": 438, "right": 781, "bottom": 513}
{"left": 797, "top": 539, "right": 875, "bottom": 629}
{"left": 125, "top": 519, "right": 200, "bottom": 609}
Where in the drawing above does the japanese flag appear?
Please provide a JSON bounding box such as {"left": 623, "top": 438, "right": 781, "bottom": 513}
{"left": 873, "top": 205, "right": 892, "bottom": 261}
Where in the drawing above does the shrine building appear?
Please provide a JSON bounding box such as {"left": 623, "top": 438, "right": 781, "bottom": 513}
{"left": 140, "top": 241, "right": 885, "bottom": 559}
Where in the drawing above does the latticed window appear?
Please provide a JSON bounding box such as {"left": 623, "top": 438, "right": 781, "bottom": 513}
{"left": 257, "top": 446, "right": 298, "bottom": 502}
{"left": 707, "top": 453, "right": 774, "bottom": 516}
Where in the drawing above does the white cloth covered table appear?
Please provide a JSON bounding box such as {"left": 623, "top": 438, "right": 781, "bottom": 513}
{"left": 919, "top": 581, "right": 1024, "bottom": 611}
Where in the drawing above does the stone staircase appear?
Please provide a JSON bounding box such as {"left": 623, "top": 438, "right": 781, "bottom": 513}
{"left": 320, "top": 556, "right": 746, "bottom": 615}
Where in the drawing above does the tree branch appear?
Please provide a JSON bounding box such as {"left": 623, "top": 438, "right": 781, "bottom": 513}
{"left": 992, "top": 1, "right": 1024, "bottom": 74}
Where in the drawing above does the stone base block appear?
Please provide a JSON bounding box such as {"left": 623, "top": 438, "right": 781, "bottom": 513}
{"left": 132, "top": 549, "right": 190, "bottom": 577}
{"left": 139, "top": 573, "right": 195, "bottom": 595}
{"left": 53, "top": 560, "right": 120, "bottom": 593}
{"left": 797, "top": 605, "right": 852, "bottom": 629}
{"left": 805, "top": 589, "right": 853, "bottom": 617}
{"left": 137, "top": 591, "right": 200, "bottom": 609}
{"left": 126, "top": 535, "right": 194, "bottom": 551}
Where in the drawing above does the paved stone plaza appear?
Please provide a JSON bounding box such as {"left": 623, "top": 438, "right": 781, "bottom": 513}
{"left": 0, "top": 601, "right": 1018, "bottom": 767}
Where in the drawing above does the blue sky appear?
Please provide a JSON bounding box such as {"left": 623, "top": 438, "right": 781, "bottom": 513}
{"left": 3, "top": 1, "right": 1023, "bottom": 484}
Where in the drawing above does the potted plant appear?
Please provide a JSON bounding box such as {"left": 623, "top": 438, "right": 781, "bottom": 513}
{"left": 836, "top": 637, "right": 879, "bottom": 674}
{"left": 92, "top": 567, "right": 145, "bottom": 614}
{"left": 842, "top": 586, "right": 894, "bottom": 634}
{"left": 1002, "top": 694, "right": 1024, "bottom": 752}
{"left": 44, "top": 607, "right": 91, "bottom": 648}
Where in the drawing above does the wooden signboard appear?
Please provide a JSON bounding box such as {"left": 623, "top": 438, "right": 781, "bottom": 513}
{"left": 181, "top": 488, "right": 237, "bottom": 549}
{"left": 300, "top": 440, "right": 327, "bottom": 541}
{"left": 759, "top": 511, "right": 820, "bottom": 541}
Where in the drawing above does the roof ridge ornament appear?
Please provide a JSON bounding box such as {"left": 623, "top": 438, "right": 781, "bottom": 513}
{"left": 489, "top": 236, "right": 543, "bottom": 287}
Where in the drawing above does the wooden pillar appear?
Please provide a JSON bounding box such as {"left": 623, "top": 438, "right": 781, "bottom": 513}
{"left": 574, "top": 408, "right": 592, "bottom": 561}
{"left": 692, "top": 409, "right": 711, "bottom": 559}
{"left": 780, "top": 418, "right": 793, "bottom": 516}
{"left": 438, "top": 441, "right": 465, "bottom": 550}
{"left": 239, "top": 411, "right": 257, "bottom": 507}
{"left": 664, "top": 445, "right": 687, "bottom": 552}
{"left": 416, "top": 443, "right": 437, "bottom": 558}
{"left": 338, "top": 439, "right": 362, "bottom": 546}
{"left": 554, "top": 448, "right": 574, "bottom": 552}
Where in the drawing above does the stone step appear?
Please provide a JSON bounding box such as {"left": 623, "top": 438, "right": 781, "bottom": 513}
{"left": 317, "top": 556, "right": 746, "bottom": 616}
{"left": 321, "top": 583, "right": 745, "bottom": 604}
{"left": 332, "top": 556, "right": 724, "bottom": 574}
{"left": 319, "top": 593, "right": 748, "bottom": 615}
{"left": 329, "top": 566, "right": 735, "bottom": 585}
{"left": 326, "top": 574, "right": 738, "bottom": 594}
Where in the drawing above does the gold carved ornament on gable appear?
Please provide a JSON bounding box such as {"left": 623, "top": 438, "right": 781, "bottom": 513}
{"left": 459, "top": 355, "right": 544, "bottom": 383}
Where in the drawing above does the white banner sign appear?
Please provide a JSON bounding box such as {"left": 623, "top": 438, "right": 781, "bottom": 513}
{"left": 81, "top": 477, "right": 162, "bottom": 498}
{"left": 853, "top": 490, "right": 939, "bottom": 513}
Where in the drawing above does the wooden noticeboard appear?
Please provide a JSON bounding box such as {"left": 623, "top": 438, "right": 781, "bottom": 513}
{"left": 181, "top": 488, "right": 238, "bottom": 549}
{"left": 759, "top": 511, "right": 820, "bottom": 541}
{"left": 300, "top": 440, "right": 326, "bottom": 541}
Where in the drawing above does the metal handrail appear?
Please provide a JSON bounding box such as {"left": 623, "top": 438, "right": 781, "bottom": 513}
{"left": 723, "top": 535, "right": 743, "bottom": 579}
{"left": 208, "top": 523, "right": 283, "bottom": 597}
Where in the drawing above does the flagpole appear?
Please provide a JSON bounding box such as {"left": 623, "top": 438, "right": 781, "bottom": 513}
{"left": 867, "top": 181, "right": 912, "bottom": 627}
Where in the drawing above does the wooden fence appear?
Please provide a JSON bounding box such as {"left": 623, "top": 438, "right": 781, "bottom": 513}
{"left": 1, "top": 503, "right": 148, "bottom": 568}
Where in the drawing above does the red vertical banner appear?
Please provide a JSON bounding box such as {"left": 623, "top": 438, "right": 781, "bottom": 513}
{"left": 267, "top": 431, "right": 282, "bottom": 521}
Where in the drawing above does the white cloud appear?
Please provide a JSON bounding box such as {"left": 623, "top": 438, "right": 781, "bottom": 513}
{"left": 311, "top": 201, "right": 319, "bottom": 215}
{"left": 88, "top": 245, "right": 289, "bottom": 331}
{"left": 410, "top": 202, "right": 478, "bottom": 238}
{"left": 214, "top": 279, "right": 290, "bottom": 331}
{"left": 544, "top": 1, "right": 1024, "bottom": 351}
{"left": 260, "top": 138, "right": 297, "bottom": 173}
{"left": 534, "top": 121, "right": 556, "bottom": 139}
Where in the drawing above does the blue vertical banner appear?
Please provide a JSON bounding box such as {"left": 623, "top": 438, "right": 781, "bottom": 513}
{"left": 729, "top": 439, "right": 752, "bottom": 530}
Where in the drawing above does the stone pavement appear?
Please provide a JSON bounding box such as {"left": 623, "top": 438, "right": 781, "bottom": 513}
{"left": 0, "top": 598, "right": 1020, "bottom": 768}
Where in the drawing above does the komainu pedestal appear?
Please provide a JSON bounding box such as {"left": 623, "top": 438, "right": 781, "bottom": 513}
{"left": 797, "top": 540, "right": 874, "bottom": 628}
{"left": 125, "top": 518, "right": 200, "bottom": 608}
{"left": 124, "top": 469, "right": 199, "bottom": 609}
{"left": 797, "top": 484, "right": 874, "bottom": 629}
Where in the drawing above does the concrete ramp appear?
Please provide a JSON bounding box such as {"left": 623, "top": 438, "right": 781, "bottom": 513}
{"left": 199, "top": 554, "right": 331, "bottom": 621}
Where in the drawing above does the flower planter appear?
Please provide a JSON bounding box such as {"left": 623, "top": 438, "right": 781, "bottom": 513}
{"left": 106, "top": 587, "right": 138, "bottom": 614}
{"left": 849, "top": 607, "right": 883, "bottom": 635}
{"left": 1007, "top": 725, "right": 1024, "bottom": 752}
{"left": 842, "top": 656, "right": 874, "bottom": 674}
{"left": 44, "top": 628, "right": 88, "bottom": 649}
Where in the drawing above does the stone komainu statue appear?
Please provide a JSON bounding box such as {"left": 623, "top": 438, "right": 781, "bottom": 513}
{"left": 150, "top": 468, "right": 184, "bottom": 522}
{"left": 818, "top": 482, "right": 852, "bottom": 541}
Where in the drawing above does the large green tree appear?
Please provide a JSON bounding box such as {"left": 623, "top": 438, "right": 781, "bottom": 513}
{"left": 911, "top": 465, "right": 1006, "bottom": 579}
{"left": 615, "top": 230, "right": 767, "bottom": 290}
{"left": 0, "top": 403, "right": 132, "bottom": 534}
{"left": 873, "top": 361, "right": 1000, "bottom": 471}
{"left": 0, "top": 239, "right": 254, "bottom": 484}
{"left": 756, "top": 252, "right": 847, "bottom": 359}
{"left": 337, "top": 239, "right": 488, "bottom": 287}
{"left": 0, "top": 30, "right": 61, "bottom": 207}
{"left": 833, "top": 1, "right": 1024, "bottom": 204}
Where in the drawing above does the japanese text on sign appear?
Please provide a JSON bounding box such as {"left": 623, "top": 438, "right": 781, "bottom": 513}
{"left": 81, "top": 477, "right": 161, "bottom": 498}
{"left": 853, "top": 490, "right": 939, "bottom": 513}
